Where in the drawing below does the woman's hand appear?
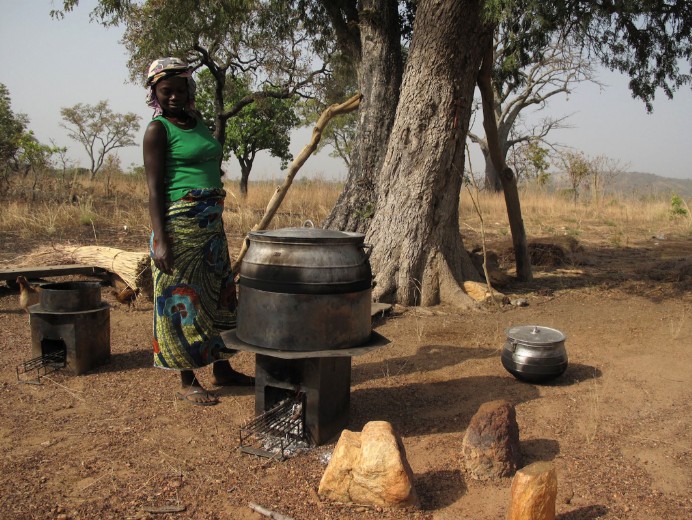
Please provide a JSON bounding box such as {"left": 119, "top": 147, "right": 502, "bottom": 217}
{"left": 152, "top": 233, "right": 174, "bottom": 274}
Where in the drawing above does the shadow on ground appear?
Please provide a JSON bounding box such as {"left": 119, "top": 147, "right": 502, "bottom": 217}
{"left": 353, "top": 343, "right": 496, "bottom": 385}
{"left": 350, "top": 375, "right": 541, "bottom": 437}
{"left": 521, "top": 438, "right": 561, "bottom": 463}
{"left": 415, "top": 469, "right": 466, "bottom": 511}
{"left": 500, "top": 240, "right": 692, "bottom": 303}
{"left": 557, "top": 504, "right": 609, "bottom": 519}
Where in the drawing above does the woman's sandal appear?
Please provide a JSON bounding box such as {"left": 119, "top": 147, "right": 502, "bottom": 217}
{"left": 175, "top": 388, "right": 219, "bottom": 406}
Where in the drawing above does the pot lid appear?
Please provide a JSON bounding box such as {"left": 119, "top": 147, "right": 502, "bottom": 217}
{"left": 506, "top": 325, "right": 566, "bottom": 345}
{"left": 248, "top": 227, "right": 365, "bottom": 243}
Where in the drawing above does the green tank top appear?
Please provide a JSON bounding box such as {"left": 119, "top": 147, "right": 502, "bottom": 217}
{"left": 154, "top": 116, "right": 223, "bottom": 201}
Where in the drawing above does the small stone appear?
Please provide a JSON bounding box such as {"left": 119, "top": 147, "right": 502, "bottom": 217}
{"left": 511, "top": 298, "right": 529, "bottom": 307}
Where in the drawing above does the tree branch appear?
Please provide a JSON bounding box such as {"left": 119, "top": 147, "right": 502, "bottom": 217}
{"left": 231, "top": 93, "right": 361, "bottom": 272}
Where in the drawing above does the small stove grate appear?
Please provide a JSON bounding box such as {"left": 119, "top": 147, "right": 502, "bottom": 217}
{"left": 239, "top": 392, "right": 311, "bottom": 460}
{"left": 16, "top": 348, "right": 66, "bottom": 385}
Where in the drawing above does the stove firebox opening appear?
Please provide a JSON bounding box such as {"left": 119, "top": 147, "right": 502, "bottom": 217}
{"left": 41, "top": 338, "right": 67, "bottom": 358}
{"left": 255, "top": 354, "right": 352, "bottom": 447}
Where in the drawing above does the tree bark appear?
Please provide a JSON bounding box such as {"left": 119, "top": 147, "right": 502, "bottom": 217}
{"left": 483, "top": 82, "right": 509, "bottom": 193}
{"left": 481, "top": 146, "right": 503, "bottom": 192}
{"left": 323, "top": 0, "right": 402, "bottom": 233}
{"left": 469, "top": 132, "right": 504, "bottom": 191}
{"left": 366, "top": 0, "right": 490, "bottom": 306}
{"left": 472, "top": 91, "right": 512, "bottom": 193}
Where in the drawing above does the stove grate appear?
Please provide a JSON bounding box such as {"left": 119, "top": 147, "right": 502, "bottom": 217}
{"left": 239, "top": 392, "right": 311, "bottom": 460}
{"left": 16, "top": 349, "right": 66, "bottom": 385}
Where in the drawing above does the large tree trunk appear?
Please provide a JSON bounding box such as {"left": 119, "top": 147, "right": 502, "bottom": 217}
{"left": 323, "top": 0, "right": 402, "bottom": 233}
{"left": 366, "top": 0, "right": 490, "bottom": 307}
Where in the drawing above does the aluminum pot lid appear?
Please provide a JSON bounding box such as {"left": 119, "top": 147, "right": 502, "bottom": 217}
{"left": 506, "top": 325, "right": 566, "bottom": 345}
{"left": 248, "top": 227, "right": 365, "bottom": 243}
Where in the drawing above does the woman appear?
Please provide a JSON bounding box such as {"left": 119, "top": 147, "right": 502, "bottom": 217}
{"left": 143, "top": 57, "right": 253, "bottom": 406}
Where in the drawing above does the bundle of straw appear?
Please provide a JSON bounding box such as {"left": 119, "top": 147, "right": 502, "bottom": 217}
{"left": 56, "top": 245, "right": 152, "bottom": 296}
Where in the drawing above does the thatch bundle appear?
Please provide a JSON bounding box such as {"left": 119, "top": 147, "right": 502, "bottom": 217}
{"left": 55, "top": 245, "right": 152, "bottom": 296}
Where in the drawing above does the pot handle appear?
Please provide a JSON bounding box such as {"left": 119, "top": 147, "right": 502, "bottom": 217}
{"left": 302, "top": 219, "right": 315, "bottom": 228}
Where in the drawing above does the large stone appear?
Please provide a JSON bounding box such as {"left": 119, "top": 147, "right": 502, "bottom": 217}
{"left": 507, "top": 461, "right": 557, "bottom": 520}
{"left": 462, "top": 400, "right": 521, "bottom": 479}
{"left": 318, "top": 421, "right": 418, "bottom": 508}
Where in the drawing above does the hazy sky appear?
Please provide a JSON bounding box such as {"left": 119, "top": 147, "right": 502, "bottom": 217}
{"left": 2, "top": 1, "right": 691, "bottom": 181}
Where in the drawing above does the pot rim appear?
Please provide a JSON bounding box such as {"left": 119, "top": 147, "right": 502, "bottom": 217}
{"left": 248, "top": 227, "right": 365, "bottom": 244}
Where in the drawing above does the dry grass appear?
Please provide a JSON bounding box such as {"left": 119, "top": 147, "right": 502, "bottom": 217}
{"left": 459, "top": 187, "right": 692, "bottom": 248}
{"left": 0, "top": 170, "right": 690, "bottom": 264}
{"left": 222, "top": 178, "right": 339, "bottom": 239}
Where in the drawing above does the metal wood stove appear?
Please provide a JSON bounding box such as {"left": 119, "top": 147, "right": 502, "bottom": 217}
{"left": 18, "top": 282, "right": 110, "bottom": 383}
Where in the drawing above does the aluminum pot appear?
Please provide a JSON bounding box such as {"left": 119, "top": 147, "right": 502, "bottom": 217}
{"left": 501, "top": 325, "right": 568, "bottom": 383}
{"left": 237, "top": 227, "right": 372, "bottom": 351}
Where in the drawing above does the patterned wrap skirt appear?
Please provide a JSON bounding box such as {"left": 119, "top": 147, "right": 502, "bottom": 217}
{"left": 150, "top": 188, "right": 237, "bottom": 370}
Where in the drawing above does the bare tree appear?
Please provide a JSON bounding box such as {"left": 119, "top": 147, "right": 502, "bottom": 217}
{"left": 60, "top": 101, "right": 140, "bottom": 179}
{"left": 49, "top": 139, "right": 71, "bottom": 182}
{"left": 468, "top": 33, "right": 599, "bottom": 192}
{"left": 589, "top": 155, "right": 629, "bottom": 205}
{"left": 101, "top": 154, "right": 123, "bottom": 198}
{"left": 560, "top": 151, "right": 591, "bottom": 204}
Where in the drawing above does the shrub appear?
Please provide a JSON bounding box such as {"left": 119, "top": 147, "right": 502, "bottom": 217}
{"left": 670, "top": 194, "right": 689, "bottom": 218}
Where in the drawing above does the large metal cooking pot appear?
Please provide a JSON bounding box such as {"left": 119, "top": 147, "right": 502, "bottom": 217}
{"left": 236, "top": 227, "right": 372, "bottom": 351}
{"left": 501, "top": 325, "right": 568, "bottom": 383}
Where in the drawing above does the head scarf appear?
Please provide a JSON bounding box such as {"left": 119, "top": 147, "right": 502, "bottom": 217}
{"left": 145, "top": 57, "right": 197, "bottom": 118}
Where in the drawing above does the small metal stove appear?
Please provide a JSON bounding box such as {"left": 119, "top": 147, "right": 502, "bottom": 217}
{"left": 222, "top": 330, "right": 389, "bottom": 458}
{"left": 18, "top": 282, "right": 110, "bottom": 383}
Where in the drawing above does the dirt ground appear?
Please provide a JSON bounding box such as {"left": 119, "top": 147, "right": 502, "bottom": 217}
{"left": 0, "top": 231, "right": 690, "bottom": 520}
